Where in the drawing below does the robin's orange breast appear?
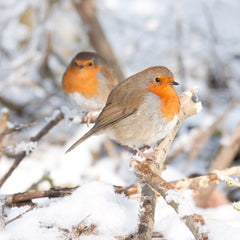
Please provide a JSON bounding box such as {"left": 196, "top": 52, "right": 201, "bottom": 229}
{"left": 147, "top": 77, "right": 180, "bottom": 121}
{"left": 62, "top": 65, "right": 103, "bottom": 98}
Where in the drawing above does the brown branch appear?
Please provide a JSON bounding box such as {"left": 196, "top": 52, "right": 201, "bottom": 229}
{"left": 0, "top": 198, "right": 5, "bottom": 231}
{"left": 0, "top": 110, "right": 9, "bottom": 132}
{"left": 4, "top": 186, "right": 78, "bottom": 206}
{"left": 116, "top": 232, "right": 164, "bottom": 240}
{"left": 5, "top": 165, "right": 238, "bottom": 206}
{"left": 72, "top": 0, "right": 124, "bottom": 81}
{"left": 116, "top": 166, "right": 240, "bottom": 200}
{"left": 39, "top": 31, "right": 52, "bottom": 75}
{"left": 135, "top": 183, "right": 156, "bottom": 240}
{"left": 0, "top": 122, "right": 37, "bottom": 138}
{"left": 0, "top": 110, "right": 10, "bottom": 158}
{"left": 0, "top": 111, "right": 64, "bottom": 188}
{"left": 0, "top": 107, "right": 102, "bottom": 189}
{"left": 170, "top": 166, "right": 240, "bottom": 193}
{"left": 132, "top": 160, "right": 209, "bottom": 240}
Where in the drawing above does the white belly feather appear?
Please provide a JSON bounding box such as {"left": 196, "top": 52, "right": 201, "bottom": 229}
{"left": 107, "top": 92, "right": 178, "bottom": 146}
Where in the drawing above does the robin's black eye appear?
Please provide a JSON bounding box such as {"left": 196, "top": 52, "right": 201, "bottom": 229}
{"left": 89, "top": 62, "right": 93, "bottom": 66}
{"left": 155, "top": 77, "right": 161, "bottom": 83}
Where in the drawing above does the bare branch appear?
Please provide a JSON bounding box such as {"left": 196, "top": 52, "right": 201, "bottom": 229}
{"left": 132, "top": 160, "right": 209, "bottom": 240}
{"left": 0, "top": 122, "right": 37, "bottom": 138}
{"left": 5, "top": 204, "right": 37, "bottom": 225}
{"left": 135, "top": 183, "right": 156, "bottom": 240}
{"left": 116, "top": 232, "right": 164, "bottom": 240}
{"left": 72, "top": 0, "right": 124, "bottom": 81}
{"left": 0, "top": 109, "right": 10, "bottom": 158}
{"left": 170, "top": 166, "right": 240, "bottom": 192}
{"left": 0, "top": 107, "right": 103, "bottom": 188}
{"left": 4, "top": 186, "right": 78, "bottom": 206}
{"left": 0, "top": 111, "right": 64, "bottom": 188}
{"left": 0, "top": 197, "right": 5, "bottom": 231}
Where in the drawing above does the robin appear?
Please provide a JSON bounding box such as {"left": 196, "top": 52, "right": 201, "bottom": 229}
{"left": 66, "top": 66, "right": 181, "bottom": 153}
{"left": 62, "top": 51, "right": 118, "bottom": 114}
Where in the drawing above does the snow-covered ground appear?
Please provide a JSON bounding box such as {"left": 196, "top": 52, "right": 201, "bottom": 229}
{"left": 0, "top": 0, "right": 240, "bottom": 239}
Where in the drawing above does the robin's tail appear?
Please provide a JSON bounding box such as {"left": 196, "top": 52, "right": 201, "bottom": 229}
{"left": 65, "top": 129, "right": 95, "bottom": 154}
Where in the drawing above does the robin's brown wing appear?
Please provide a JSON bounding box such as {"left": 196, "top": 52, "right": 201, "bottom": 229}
{"left": 65, "top": 76, "right": 146, "bottom": 153}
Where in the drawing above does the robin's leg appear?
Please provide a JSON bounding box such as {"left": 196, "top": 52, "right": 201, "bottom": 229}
{"left": 83, "top": 110, "right": 100, "bottom": 126}
{"left": 133, "top": 145, "right": 155, "bottom": 161}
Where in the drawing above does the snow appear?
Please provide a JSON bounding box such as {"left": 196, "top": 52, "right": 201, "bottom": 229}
{"left": 3, "top": 182, "right": 138, "bottom": 240}
{"left": 7, "top": 141, "right": 37, "bottom": 155}
{"left": 0, "top": 0, "right": 240, "bottom": 239}
{"left": 165, "top": 189, "right": 194, "bottom": 217}
{"left": 197, "top": 205, "right": 240, "bottom": 240}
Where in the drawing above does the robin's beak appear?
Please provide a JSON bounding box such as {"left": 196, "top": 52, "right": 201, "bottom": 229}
{"left": 168, "top": 81, "right": 179, "bottom": 85}
{"left": 79, "top": 64, "right": 84, "bottom": 69}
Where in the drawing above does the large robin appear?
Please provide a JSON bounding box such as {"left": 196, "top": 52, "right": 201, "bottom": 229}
{"left": 62, "top": 51, "right": 118, "bottom": 113}
{"left": 66, "top": 66, "right": 181, "bottom": 153}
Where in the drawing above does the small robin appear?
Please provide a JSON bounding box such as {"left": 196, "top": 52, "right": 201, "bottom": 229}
{"left": 62, "top": 51, "right": 118, "bottom": 113}
{"left": 66, "top": 66, "right": 181, "bottom": 153}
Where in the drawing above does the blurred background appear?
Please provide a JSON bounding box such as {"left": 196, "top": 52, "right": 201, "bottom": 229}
{"left": 0, "top": 0, "right": 240, "bottom": 205}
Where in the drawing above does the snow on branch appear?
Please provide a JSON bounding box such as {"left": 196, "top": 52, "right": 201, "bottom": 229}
{"left": 132, "top": 160, "right": 208, "bottom": 240}
{"left": 0, "top": 111, "right": 64, "bottom": 188}
{"left": 0, "top": 108, "right": 102, "bottom": 188}
{"left": 170, "top": 166, "right": 240, "bottom": 192}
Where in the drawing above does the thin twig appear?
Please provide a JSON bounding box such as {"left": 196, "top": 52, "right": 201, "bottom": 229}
{"left": 70, "top": 215, "right": 96, "bottom": 238}
{"left": 116, "top": 232, "right": 164, "bottom": 240}
{"left": 0, "top": 107, "right": 101, "bottom": 191}
{"left": 0, "top": 111, "right": 64, "bottom": 188}
{"left": 5, "top": 204, "right": 37, "bottom": 225}
{"left": 0, "top": 122, "right": 37, "bottom": 138}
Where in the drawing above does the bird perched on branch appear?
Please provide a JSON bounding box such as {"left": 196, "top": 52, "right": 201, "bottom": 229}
{"left": 66, "top": 66, "right": 181, "bottom": 153}
{"left": 62, "top": 51, "right": 118, "bottom": 114}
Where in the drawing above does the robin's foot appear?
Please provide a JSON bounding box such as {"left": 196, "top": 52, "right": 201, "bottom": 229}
{"left": 83, "top": 110, "right": 100, "bottom": 126}
{"left": 133, "top": 145, "right": 155, "bottom": 161}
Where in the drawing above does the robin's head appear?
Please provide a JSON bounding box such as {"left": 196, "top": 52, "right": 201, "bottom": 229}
{"left": 142, "top": 66, "right": 180, "bottom": 121}
{"left": 71, "top": 52, "right": 110, "bottom": 70}
{"left": 62, "top": 52, "right": 110, "bottom": 97}
{"left": 144, "top": 66, "right": 179, "bottom": 94}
